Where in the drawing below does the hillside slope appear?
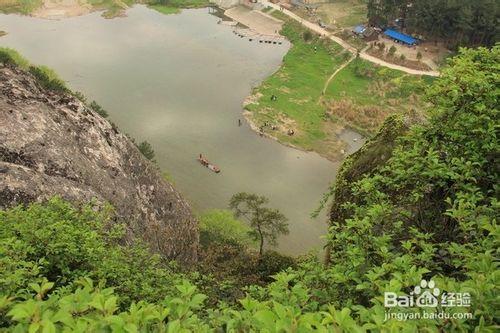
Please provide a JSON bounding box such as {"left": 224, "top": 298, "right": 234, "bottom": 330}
{"left": 0, "top": 65, "right": 198, "bottom": 265}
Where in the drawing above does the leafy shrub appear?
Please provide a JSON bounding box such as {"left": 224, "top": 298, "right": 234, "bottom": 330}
{"left": 199, "top": 209, "right": 254, "bottom": 247}
{"left": 0, "top": 47, "right": 30, "bottom": 68}
{"left": 388, "top": 45, "right": 397, "bottom": 56}
{"left": 136, "top": 141, "right": 155, "bottom": 161}
{"left": 0, "top": 198, "right": 183, "bottom": 308}
{"left": 90, "top": 100, "right": 109, "bottom": 118}
{"left": 28, "top": 65, "right": 68, "bottom": 93}
{"left": 302, "top": 30, "right": 313, "bottom": 42}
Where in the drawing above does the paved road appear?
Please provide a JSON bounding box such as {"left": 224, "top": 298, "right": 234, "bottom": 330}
{"left": 262, "top": 1, "right": 440, "bottom": 77}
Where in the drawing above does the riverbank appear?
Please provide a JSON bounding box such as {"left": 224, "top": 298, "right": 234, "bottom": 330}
{"left": 0, "top": 0, "right": 210, "bottom": 18}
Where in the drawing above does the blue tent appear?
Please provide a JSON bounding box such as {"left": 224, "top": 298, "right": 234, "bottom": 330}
{"left": 384, "top": 29, "right": 417, "bottom": 45}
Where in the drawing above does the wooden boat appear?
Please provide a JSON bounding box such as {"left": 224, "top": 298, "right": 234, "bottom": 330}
{"left": 197, "top": 155, "right": 220, "bottom": 173}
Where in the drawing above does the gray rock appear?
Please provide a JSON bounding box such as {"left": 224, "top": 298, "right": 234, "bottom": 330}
{"left": 0, "top": 66, "right": 198, "bottom": 265}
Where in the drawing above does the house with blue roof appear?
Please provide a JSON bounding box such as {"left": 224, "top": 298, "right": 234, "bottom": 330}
{"left": 384, "top": 29, "right": 417, "bottom": 45}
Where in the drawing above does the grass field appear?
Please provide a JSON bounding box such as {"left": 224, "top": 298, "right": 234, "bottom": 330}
{"left": 323, "top": 58, "right": 433, "bottom": 135}
{"left": 244, "top": 21, "right": 350, "bottom": 159}
{"left": 315, "top": 0, "right": 367, "bottom": 28}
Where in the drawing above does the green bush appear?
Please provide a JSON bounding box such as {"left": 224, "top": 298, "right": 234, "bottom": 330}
{"left": 0, "top": 198, "right": 183, "bottom": 308}
{"left": 136, "top": 141, "right": 156, "bottom": 161}
{"left": 199, "top": 209, "right": 254, "bottom": 247}
{"left": 0, "top": 47, "right": 30, "bottom": 68}
{"left": 90, "top": 100, "right": 109, "bottom": 118}
{"left": 28, "top": 65, "right": 68, "bottom": 93}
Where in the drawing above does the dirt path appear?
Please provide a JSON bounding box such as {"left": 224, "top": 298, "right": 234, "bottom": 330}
{"left": 261, "top": 1, "right": 440, "bottom": 77}
{"left": 321, "top": 54, "right": 355, "bottom": 95}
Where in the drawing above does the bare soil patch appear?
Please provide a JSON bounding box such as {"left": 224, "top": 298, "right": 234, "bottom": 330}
{"left": 32, "top": 0, "right": 92, "bottom": 19}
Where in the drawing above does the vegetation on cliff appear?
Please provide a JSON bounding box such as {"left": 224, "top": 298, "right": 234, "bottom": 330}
{"left": 0, "top": 45, "right": 497, "bottom": 331}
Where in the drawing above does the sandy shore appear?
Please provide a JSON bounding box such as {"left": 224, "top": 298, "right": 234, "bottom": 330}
{"left": 225, "top": 5, "right": 283, "bottom": 36}
{"left": 32, "top": 0, "right": 93, "bottom": 19}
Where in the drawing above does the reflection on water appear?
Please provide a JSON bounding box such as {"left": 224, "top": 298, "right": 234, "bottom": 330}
{"left": 0, "top": 5, "right": 364, "bottom": 255}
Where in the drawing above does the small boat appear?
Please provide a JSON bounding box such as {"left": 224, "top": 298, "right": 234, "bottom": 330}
{"left": 198, "top": 154, "right": 220, "bottom": 173}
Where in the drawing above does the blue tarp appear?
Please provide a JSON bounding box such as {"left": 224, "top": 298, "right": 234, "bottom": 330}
{"left": 384, "top": 29, "right": 417, "bottom": 45}
{"left": 353, "top": 25, "right": 366, "bottom": 34}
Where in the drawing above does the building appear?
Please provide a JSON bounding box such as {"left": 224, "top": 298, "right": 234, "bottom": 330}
{"left": 384, "top": 29, "right": 417, "bottom": 45}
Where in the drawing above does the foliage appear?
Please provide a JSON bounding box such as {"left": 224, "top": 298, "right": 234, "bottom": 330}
{"left": 0, "top": 0, "right": 42, "bottom": 14}
{"left": 147, "top": 0, "right": 210, "bottom": 15}
{"left": 313, "top": 45, "right": 499, "bottom": 331}
{"left": 0, "top": 48, "right": 67, "bottom": 93}
{"left": 229, "top": 193, "right": 289, "bottom": 257}
{"left": 199, "top": 209, "right": 254, "bottom": 247}
{"left": 388, "top": 45, "right": 396, "bottom": 56}
{"left": 90, "top": 100, "right": 109, "bottom": 118}
{"left": 302, "top": 30, "right": 313, "bottom": 42}
{"left": 367, "top": 0, "right": 498, "bottom": 48}
{"left": 0, "top": 198, "right": 185, "bottom": 310}
{"left": 0, "top": 47, "right": 30, "bottom": 69}
{"left": 136, "top": 140, "right": 156, "bottom": 162}
{"left": 28, "top": 66, "right": 68, "bottom": 93}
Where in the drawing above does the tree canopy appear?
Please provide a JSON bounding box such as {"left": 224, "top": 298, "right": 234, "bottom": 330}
{"left": 368, "top": 0, "right": 499, "bottom": 48}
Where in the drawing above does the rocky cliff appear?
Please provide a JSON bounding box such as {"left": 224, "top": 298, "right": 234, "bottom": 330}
{"left": 0, "top": 65, "right": 198, "bottom": 265}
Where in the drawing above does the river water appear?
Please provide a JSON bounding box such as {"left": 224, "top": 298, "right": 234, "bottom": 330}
{"left": 0, "top": 5, "right": 364, "bottom": 255}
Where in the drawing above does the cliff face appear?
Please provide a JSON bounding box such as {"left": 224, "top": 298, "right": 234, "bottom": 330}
{"left": 0, "top": 65, "right": 198, "bottom": 265}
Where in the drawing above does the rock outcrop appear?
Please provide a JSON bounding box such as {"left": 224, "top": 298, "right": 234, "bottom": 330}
{"left": 0, "top": 65, "right": 198, "bottom": 265}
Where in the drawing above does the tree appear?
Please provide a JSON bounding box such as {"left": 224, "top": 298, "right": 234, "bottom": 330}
{"left": 416, "top": 51, "right": 422, "bottom": 61}
{"left": 303, "top": 30, "right": 313, "bottom": 42}
{"left": 368, "top": 0, "right": 498, "bottom": 48}
{"left": 388, "top": 45, "right": 397, "bottom": 56}
{"left": 199, "top": 209, "right": 254, "bottom": 246}
{"left": 90, "top": 100, "right": 108, "bottom": 118}
{"left": 229, "top": 193, "right": 289, "bottom": 257}
{"left": 137, "top": 141, "right": 155, "bottom": 162}
{"left": 377, "top": 42, "right": 385, "bottom": 52}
